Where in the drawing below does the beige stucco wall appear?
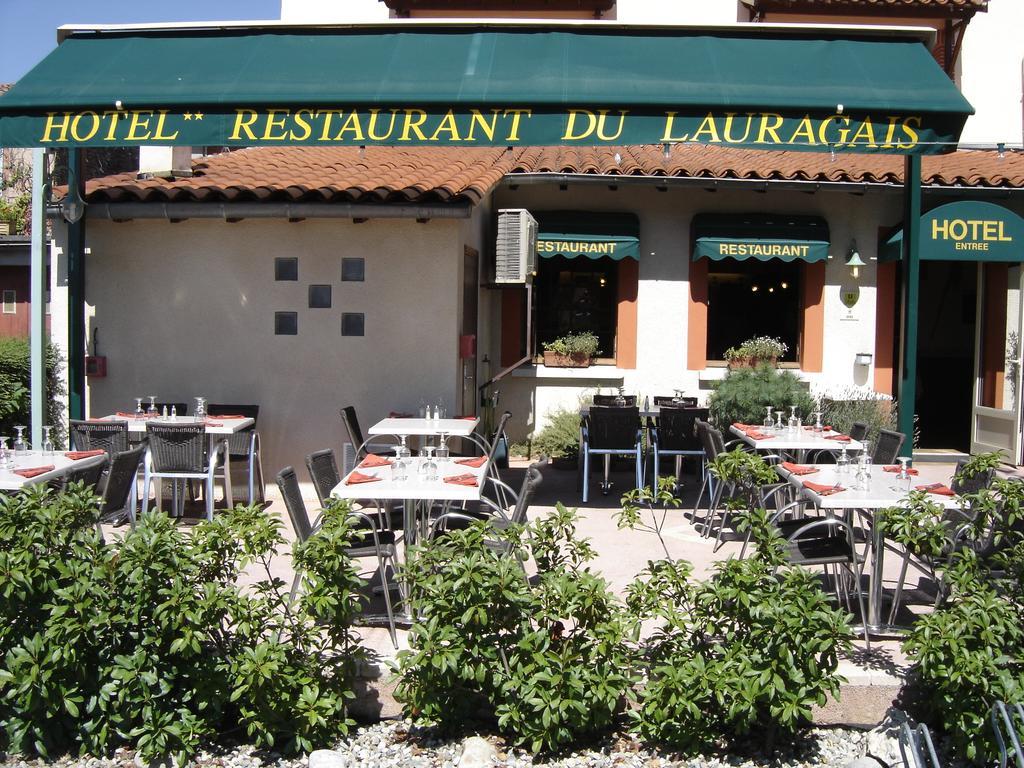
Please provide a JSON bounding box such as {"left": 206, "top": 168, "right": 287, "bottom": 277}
{"left": 70, "top": 216, "right": 474, "bottom": 478}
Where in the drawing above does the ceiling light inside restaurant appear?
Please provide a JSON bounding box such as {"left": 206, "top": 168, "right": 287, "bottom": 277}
{"left": 751, "top": 285, "right": 759, "bottom": 292}
{"left": 781, "top": 281, "right": 788, "bottom": 289}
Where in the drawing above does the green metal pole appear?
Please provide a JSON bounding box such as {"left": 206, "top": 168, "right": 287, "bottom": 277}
{"left": 29, "top": 149, "right": 46, "bottom": 447}
{"left": 66, "top": 149, "right": 86, "bottom": 420}
{"left": 897, "top": 154, "right": 922, "bottom": 447}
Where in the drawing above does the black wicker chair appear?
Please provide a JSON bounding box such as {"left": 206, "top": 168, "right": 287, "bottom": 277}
{"left": 593, "top": 394, "right": 637, "bottom": 406}
{"left": 306, "top": 448, "right": 342, "bottom": 508}
{"left": 653, "top": 395, "right": 698, "bottom": 408}
{"left": 63, "top": 455, "right": 108, "bottom": 495}
{"left": 276, "top": 466, "right": 398, "bottom": 647}
{"left": 340, "top": 405, "right": 400, "bottom": 463}
{"left": 208, "top": 403, "right": 264, "bottom": 504}
{"left": 872, "top": 429, "right": 906, "bottom": 465}
{"left": 69, "top": 419, "right": 129, "bottom": 457}
{"left": 142, "top": 422, "right": 224, "bottom": 520}
{"left": 650, "top": 406, "right": 708, "bottom": 491}
{"left": 581, "top": 406, "right": 643, "bottom": 502}
{"left": 97, "top": 445, "right": 145, "bottom": 533}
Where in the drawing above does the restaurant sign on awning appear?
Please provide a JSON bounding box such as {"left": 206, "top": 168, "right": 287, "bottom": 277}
{"left": 538, "top": 233, "right": 639, "bottom": 261}
{"left": 0, "top": 25, "right": 973, "bottom": 152}
{"left": 692, "top": 213, "right": 830, "bottom": 262}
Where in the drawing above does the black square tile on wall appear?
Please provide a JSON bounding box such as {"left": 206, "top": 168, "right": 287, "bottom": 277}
{"left": 275, "top": 257, "right": 298, "bottom": 281}
{"left": 274, "top": 311, "right": 298, "bottom": 335}
{"left": 342, "top": 257, "right": 365, "bottom": 282}
{"left": 341, "top": 312, "right": 364, "bottom": 336}
{"left": 309, "top": 284, "right": 332, "bottom": 308}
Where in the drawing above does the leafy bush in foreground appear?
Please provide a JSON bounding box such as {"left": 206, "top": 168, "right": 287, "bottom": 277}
{"left": 395, "top": 505, "right": 633, "bottom": 754}
{"left": 0, "top": 486, "right": 366, "bottom": 763}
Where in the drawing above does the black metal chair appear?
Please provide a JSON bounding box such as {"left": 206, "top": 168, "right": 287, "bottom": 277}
{"left": 305, "top": 448, "right": 342, "bottom": 508}
{"left": 142, "top": 422, "right": 224, "bottom": 520}
{"left": 340, "top": 405, "right": 401, "bottom": 465}
{"left": 580, "top": 406, "right": 643, "bottom": 502}
{"left": 69, "top": 419, "right": 129, "bottom": 457}
{"left": 653, "top": 395, "right": 698, "bottom": 408}
{"left": 63, "top": 455, "right": 108, "bottom": 495}
{"left": 848, "top": 421, "right": 870, "bottom": 442}
{"left": 98, "top": 444, "right": 145, "bottom": 532}
{"left": 276, "top": 466, "right": 398, "bottom": 647}
{"left": 593, "top": 393, "right": 637, "bottom": 407}
{"left": 872, "top": 428, "right": 906, "bottom": 465}
{"left": 650, "top": 406, "right": 708, "bottom": 492}
{"left": 208, "top": 403, "right": 264, "bottom": 504}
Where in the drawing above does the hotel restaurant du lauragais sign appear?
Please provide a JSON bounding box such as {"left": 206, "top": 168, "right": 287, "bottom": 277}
{"left": 12, "top": 107, "right": 947, "bottom": 153}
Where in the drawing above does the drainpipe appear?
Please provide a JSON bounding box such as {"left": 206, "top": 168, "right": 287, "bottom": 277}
{"left": 897, "top": 155, "right": 922, "bottom": 448}
{"left": 66, "top": 149, "right": 86, "bottom": 420}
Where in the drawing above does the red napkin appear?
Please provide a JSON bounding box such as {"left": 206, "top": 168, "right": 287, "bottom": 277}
{"left": 207, "top": 414, "right": 246, "bottom": 419}
{"left": 65, "top": 449, "right": 105, "bottom": 460}
{"left": 203, "top": 419, "right": 223, "bottom": 427}
{"left": 916, "top": 483, "right": 955, "bottom": 497}
{"left": 733, "top": 423, "right": 754, "bottom": 430}
{"left": 460, "top": 415, "right": 477, "bottom": 420}
{"left": 780, "top": 461, "right": 818, "bottom": 476}
{"left": 803, "top": 480, "right": 846, "bottom": 496}
{"left": 883, "top": 465, "right": 920, "bottom": 476}
{"left": 825, "top": 434, "right": 852, "bottom": 442}
{"left": 358, "top": 454, "right": 392, "bottom": 468}
{"left": 113, "top": 413, "right": 140, "bottom": 419}
{"left": 345, "top": 471, "right": 382, "bottom": 485}
{"left": 455, "top": 456, "right": 487, "bottom": 468}
{"left": 14, "top": 465, "right": 55, "bottom": 479}
{"left": 444, "top": 473, "right": 478, "bottom": 487}
{"left": 744, "top": 430, "right": 774, "bottom": 440}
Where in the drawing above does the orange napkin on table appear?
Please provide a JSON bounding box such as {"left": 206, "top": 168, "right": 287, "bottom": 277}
{"left": 455, "top": 456, "right": 487, "bottom": 468}
{"left": 780, "top": 461, "right": 818, "bottom": 476}
{"left": 113, "top": 413, "right": 141, "bottom": 419}
{"left": 916, "top": 483, "right": 955, "bottom": 497}
{"left": 733, "top": 423, "right": 753, "bottom": 430}
{"left": 14, "top": 465, "right": 55, "bottom": 479}
{"left": 65, "top": 449, "right": 105, "bottom": 460}
{"left": 744, "top": 430, "right": 774, "bottom": 440}
{"left": 345, "top": 471, "right": 382, "bottom": 485}
{"left": 202, "top": 419, "right": 224, "bottom": 427}
{"left": 803, "top": 480, "right": 846, "bottom": 496}
{"left": 825, "top": 434, "right": 852, "bottom": 442}
{"left": 460, "top": 415, "right": 477, "bottom": 420}
{"left": 358, "top": 454, "right": 393, "bottom": 468}
{"left": 444, "top": 473, "right": 478, "bottom": 487}
{"left": 883, "top": 465, "right": 920, "bottom": 476}
{"left": 207, "top": 414, "right": 246, "bottom": 420}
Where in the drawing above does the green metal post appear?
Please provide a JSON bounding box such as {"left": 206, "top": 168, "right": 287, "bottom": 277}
{"left": 897, "top": 155, "right": 922, "bottom": 446}
{"left": 66, "top": 149, "right": 86, "bottom": 420}
{"left": 29, "top": 149, "right": 46, "bottom": 447}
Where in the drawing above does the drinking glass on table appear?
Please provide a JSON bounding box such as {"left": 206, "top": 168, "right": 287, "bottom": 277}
{"left": 436, "top": 431, "right": 450, "bottom": 468}
{"left": 147, "top": 396, "right": 158, "bottom": 417}
{"left": 13, "top": 426, "right": 28, "bottom": 456}
{"left": 134, "top": 398, "right": 145, "bottom": 419}
{"left": 892, "top": 456, "right": 913, "bottom": 494}
{"left": 420, "top": 446, "right": 438, "bottom": 482}
{"left": 787, "top": 406, "right": 799, "bottom": 434}
{"left": 0, "top": 437, "right": 10, "bottom": 472}
{"left": 194, "top": 397, "right": 206, "bottom": 421}
{"left": 812, "top": 410, "right": 823, "bottom": 432}
{"left": 763, "top": 406, "right": 774, "bottom": 429}
{"left": 836, "top": 445, "right": 850, "bottom": 475}
{"left": 41, "top": 426, "right": 54, "bottom": 457}
{"left": 774, "top": 410, "right": 785, "bottom": 432}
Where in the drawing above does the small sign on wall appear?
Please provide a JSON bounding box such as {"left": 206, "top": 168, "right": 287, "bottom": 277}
{"left": 839, "top": 280, "right": 860, "bottom": 321}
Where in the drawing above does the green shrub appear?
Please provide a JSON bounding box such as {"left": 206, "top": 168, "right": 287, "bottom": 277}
{"left": 619, "top": 482, "right": 853, "bottom": 753}
{"left": 0, "top": 337, "right": 66, "bottom": 448}
{"left": 723, "top": 335, "right": 789, "bottom": 364}
{"left": 395, "top": 505, "right": 633, "bottom": 754}
{"left": 542, "top": 331, "right": 600, "bottom": 358}
{"left": 708, "top": 365, "right": 814, "bottom": 428}
{"left": 0, "top": 487, "right": 367, "bottom": 763}
{"left": 819, "top": 388, "right": 896, "bottom": 439}
{"left": 530, "top": 407, "right": 582, "bottom": 459}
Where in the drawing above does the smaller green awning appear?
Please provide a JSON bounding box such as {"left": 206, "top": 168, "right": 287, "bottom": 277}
{"left": 881, "top": 200, "right": 1024, "bottom": 263}
{"left": 692, "top": 213, "right": 830, "bottom": 262}
{"left": 536, "top": 211, "right": 640, "bottom": 261}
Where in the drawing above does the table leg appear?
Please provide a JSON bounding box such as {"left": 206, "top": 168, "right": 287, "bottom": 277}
{"left": 220, "top": 437, "right": 234, "bottom": 508}
{"left": 866, "top": 510, "right": 892, "bottom": 635}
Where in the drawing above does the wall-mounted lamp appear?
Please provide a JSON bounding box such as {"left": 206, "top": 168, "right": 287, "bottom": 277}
{"left": 854, "top": 352, "right": 873, "bottom": 366}
{"left": 845, "top": 240, "right": 866, "bottom": 279}
{"left": 61, "top": 185, "right": 86, "bottom": 224}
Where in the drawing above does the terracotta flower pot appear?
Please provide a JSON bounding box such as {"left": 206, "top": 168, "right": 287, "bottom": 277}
{"left": 543, "top": 351, "right": 591, "bottom": 368}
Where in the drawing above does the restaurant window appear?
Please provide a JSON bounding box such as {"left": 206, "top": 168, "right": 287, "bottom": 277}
{"left": 706, "top": 260, "right": 801, "bottom": 361}
{"left": 534, "top": 256, "right": 618, "bottom": 358}
{"left": 2, "top": 290, "right": 15, "bottom": 314}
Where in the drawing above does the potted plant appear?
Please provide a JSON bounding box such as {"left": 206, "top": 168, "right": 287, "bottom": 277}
{"left": 723, "top": 335, "right": 788, "bottom": 368}
{"left": 542, "top": 331, "right": 600, "bottom": 368}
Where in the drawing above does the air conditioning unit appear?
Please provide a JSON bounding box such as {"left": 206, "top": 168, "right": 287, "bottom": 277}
{"left": 495, "top": 208, "right": 538, "bottom": 284}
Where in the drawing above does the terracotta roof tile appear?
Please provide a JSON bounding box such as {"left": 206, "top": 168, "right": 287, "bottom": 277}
{"left": 751, "top": 0, "right": 986, "bottom": 11}
{"left": 80, "top": 144, "right": 1023, "bottom": 206}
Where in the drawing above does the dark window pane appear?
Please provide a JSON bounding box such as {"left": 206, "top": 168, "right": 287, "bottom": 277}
{"left": 275, "top": 257, "right": 298, "bottom": 281}
{"left": 533, "top": 256, "right": 618, "bottom": 356}
{"left": 342, "top": 313, "right": 365, "bottom": 336}
{"left": 342, "top": 258, "right": 365, "bottom": 282}
{"left": 308, "top": 284, "right": 332, "bottom": 308}
{"left": 275, "top": 311, "right": 298, "bottom": 335}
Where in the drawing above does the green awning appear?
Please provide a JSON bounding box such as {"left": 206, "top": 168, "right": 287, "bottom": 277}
{"left": 537, "top": 211, "right": 640, "bottom": 261}
{"left": 0, "top": 24, "right": 972, "bottom": 151}
{"left": 692, "top": 213, "right": 830, "bottom": 262}
{"left": 881, "top": 201, "right": 1024, "bottom": 262}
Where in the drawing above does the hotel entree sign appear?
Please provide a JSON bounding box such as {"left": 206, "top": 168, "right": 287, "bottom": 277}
{"left": 1, "top": 106, "right": 955, "bottom": 152}
{"left": 919, "top": 201, "right": 1024, "bottom": 262}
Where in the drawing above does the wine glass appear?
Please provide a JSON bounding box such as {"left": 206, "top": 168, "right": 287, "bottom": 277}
{"left": 436, "top": 431, "right": 450, "bottom": 468}
{"left": 194, "top": 397, "right": 207, "bottom": 422}
{"left": 420, "top": 446, "right": 438, "bottom": 481}
{"left": 134, "top": 398, "right": 145, "bottom": 419}
{"left": 812, "top": 410, "right": 823, "bottom": 432}
{"left": 774, "top": 410, "right": 784, "bottom": 432}
{"left": 764, "top": 405, "right": 774, "bottom": 429}
{"left": 147, "top": 396, "right": 158, "bottom": 417}
{"left": 41, "top": 426, "right": 54, "bottom": 457}
{"left": 836, "top": 445, "right": 850, "bottom": 475}
{"left": 893, "top": 455, "right": 913, "bottom": 493}
{"left": 13, "top": 425, "right": 28, "bottom": 456}
{"left": 0, "top": 437, "right": 10, "bottom": 472}
{"left": 788, "top": 405, "right": 799, "bottom": 433}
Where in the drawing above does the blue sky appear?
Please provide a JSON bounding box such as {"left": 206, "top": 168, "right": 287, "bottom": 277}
{"left": 0, "top": 0, "right": 282, "bottom": 84}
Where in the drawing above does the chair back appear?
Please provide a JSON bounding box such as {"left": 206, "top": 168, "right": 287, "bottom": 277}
{"left": 849, "top": 421, "right": 870, "bottom": 442}
{"left": 64, "top": 456, "right": 109, "bottom": 493}
{"left": 69, "top": 419, "right": 129, "bottom": 456}
{"left": 508, "top": 464, "right": 544, "bottom": 526}
{"left": 872, "top": 429, "right": 905, "bottom": 465}
{"left": 656, "top": 407, "right": 708, "bottom": 451}
{"left": 653, "top": 395, "right": 698, "bottom": 408}
{"left": 340, "top": 406, "right": 368, "bottom": 458}
{"left": 950, "top": 459, "right": 995, "bottom": 496}
{"left": 102, "top": 445, "right": 145, "bottom": 514}
{"left": 487, "top": 410, "right": 512, "bottom": 460}
{"left": 305, "top": 448, "right": 341, "bottom": 508}
{"left": 695, "top": 419, "right": 719, "bottom": 460}
{"left": 593, "top": 394, "right": 637, "bottom": 406}
{"left": 587, "top": 406, "right": 640, "bottom": 450}
{"left": 208, "top": 403, "right": 260, "bottom": 456}
{"left": 147, "top": 423, "right": 209, "bottom": 472}
{"left": 276, "top": 466, "right": 314, "bottom": 543}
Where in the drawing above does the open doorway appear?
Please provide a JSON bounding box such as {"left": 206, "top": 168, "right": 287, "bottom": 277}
{"left": 915, "top": 261, "right": 977, "bottom": 451}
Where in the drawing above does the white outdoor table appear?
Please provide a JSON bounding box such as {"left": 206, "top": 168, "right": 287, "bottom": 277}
{"left": 0, "top": 449, "right": 108, "bottom": 491}
{"left": 368, "top": 417, "right": 479, "bottom": 437}
{"left": 96, "top": 415, "right": 255, "bottom": 507}
{"left": 776, "top": 462, "right": 961, "bottom": 635}
{"left": 730, "top": 424, "right": 864, "bottom": 461}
